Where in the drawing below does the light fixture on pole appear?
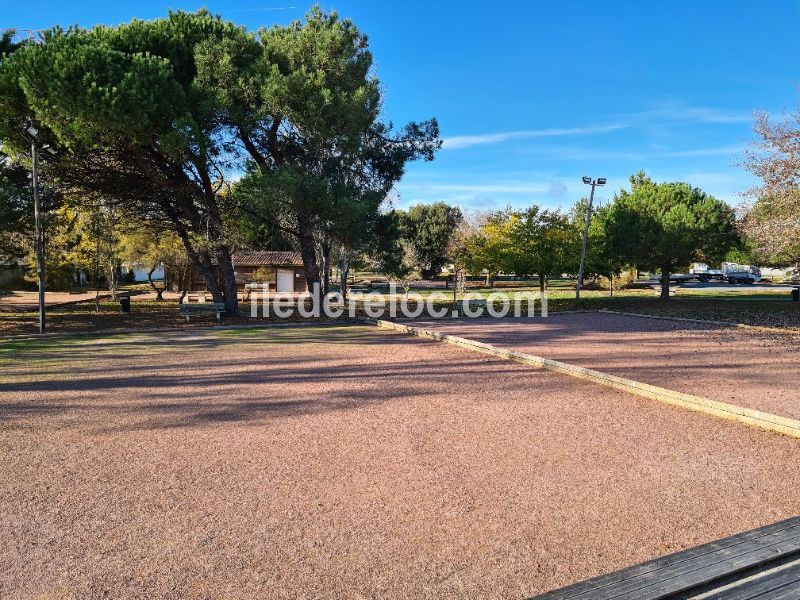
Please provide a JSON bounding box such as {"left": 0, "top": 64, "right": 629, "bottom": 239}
{"left": 576, "top": 176, "right": 606, "bottom": 300}
{"left": 23, "top": 120, "right": 51, "bottom": 334}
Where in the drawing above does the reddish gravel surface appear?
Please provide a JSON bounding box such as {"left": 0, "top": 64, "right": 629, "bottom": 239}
{"left": 0, "top": 291, "right": 109, "bottom": 311}
{"left": 409, "top": 312, "right": 800, "bottom": 421}
{"left": 1, "top": 324, "right": 799, "bottom": 598}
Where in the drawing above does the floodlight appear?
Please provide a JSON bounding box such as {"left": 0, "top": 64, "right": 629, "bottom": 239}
{"left": 597, "top": 177, "right": 607, "bottom": 185}
{"left": 582, "top": 176, "right": 591, "bottom": 184}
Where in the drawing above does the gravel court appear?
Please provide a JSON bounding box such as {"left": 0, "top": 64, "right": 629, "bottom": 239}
{"left": 407, "top": 312, "right": 800, "bottom": 421}
{"left": 1, "top": 324, "right": 799, "bottom": 598}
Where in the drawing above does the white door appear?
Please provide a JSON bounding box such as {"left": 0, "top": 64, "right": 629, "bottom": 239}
{"left": 276, "top": 269, "right": 294, "bottom": 293}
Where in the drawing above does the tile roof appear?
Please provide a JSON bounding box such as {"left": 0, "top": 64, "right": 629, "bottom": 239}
{"left": 232, "top": 251, "right": 303, "bottom": 267}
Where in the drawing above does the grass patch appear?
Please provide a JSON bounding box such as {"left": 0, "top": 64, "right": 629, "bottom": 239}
{"left": 0, "top": 324, "right": 376, "bottom": 375}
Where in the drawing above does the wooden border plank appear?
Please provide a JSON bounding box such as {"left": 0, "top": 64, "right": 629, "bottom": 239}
{"left": 533, "top": 517, "right": 800, "bottom": 599}
{"left": 366, "top": 318, "right": 800, "bottom": 440}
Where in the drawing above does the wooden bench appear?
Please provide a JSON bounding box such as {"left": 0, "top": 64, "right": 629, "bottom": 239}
{"left": 346, "top": 285, "right": 371, "bottom": 294}
{"left": 535, "top": 515, "right": 800, "bottom": 599}
{"left": 179, "top": 302, "right": 225, "bottom": 323}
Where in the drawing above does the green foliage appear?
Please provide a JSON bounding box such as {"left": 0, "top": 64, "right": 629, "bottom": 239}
{"left": 119, "top": 224, "right": 190, "bottom": 298}
{"left": 401, "top": 202, "right": 462, "bottom": 279}
{"left": 569, "top": 198, "right": 626, "bottom": 283}
{"left": 604, "top": 172, "right": 739, "bottom": 299}
{"left": 204, "top": 6, "right": 440, "bottom": 292}
{"left": 0, "top": 10, "right": 248, "bottom": 311}
{"left": 366, "top": 210, "right": 409, "bottom": 279}
{"left": 460, "top": 211, "right": 512, "bottom": 285}
{"left": 21, "top": 204, "right": 119, "bottom": 291}
{"left": 0, "top": 151, "right": 32, "bottom": 258}
{"left": 0, "top": 7, "right": 440, "bottom": 309}
{"left": 506, "top": 206, "right": 579, "bottom": 290}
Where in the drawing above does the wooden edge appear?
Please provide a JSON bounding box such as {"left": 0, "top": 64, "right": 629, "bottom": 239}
{"left": 365, "top": 318, "right": 800, "bottom": 440}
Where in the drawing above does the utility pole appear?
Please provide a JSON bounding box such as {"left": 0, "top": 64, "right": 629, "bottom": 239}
{"left": 24, "top": 121, "right": 56, "bottom": 334}
{"left": 576, "top": 176, "right": 606, "bottom": 300}
{"left": 15, "top": 33, "right": 48, "bottom": 333}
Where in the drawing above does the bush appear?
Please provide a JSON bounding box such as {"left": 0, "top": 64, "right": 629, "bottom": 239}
{"left": 23, "top": 257, "right": 76, "bottom": 291}
{"left": 597, "top": 268, "right": 638, "bottom": 293}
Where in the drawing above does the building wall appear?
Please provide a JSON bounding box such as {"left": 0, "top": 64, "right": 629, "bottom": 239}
{"left": 0, "top": 265, "right": 27, "bottom": 290}
{"left": 187, "top": 265, "right": 307, "bottom": 293}
{"left": 129, "top": 266, "right": 165, "bottom": 282}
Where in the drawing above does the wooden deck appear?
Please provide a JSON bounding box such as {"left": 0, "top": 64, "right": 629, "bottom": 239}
{"left": 535, "top": 516, "right": 800, "bottom": 599}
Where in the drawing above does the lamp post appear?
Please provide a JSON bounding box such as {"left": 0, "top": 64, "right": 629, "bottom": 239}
{"left": 576, "top": 175, "right": 606, "bottom": 300}
{"left": 23, "top": 122, "right": 55, "bottom": 334}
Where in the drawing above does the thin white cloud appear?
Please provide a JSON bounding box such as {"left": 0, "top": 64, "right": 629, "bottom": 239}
{"left": 663, "top": 144, "right": 744, "bottom": 158}
{"left": 640, "top": 104, "right": 752, "bottom": 125}
{"left": 441, "top": 124, "right": 625, "bottom": 150}
{"left": 401, "top": 182, "right": 551, "bottom": 194}
{"left": 518, "top": 144, "right": 744, "bottom": 161}
{"left": 442, "top": 104, "right": 754, "bottom": 151}
{"left": 227, "top": 6, "right": 297, "bottom": 12}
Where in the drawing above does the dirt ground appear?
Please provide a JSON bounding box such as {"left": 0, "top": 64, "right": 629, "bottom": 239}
{"left": 408, "top": 312, "right": 800, "bottom": 421}
{"left": 1, "top": 324, "right": 799, "bottom": 598}
{"left": 0, "top": 291, "right": 110, "bottom": 311}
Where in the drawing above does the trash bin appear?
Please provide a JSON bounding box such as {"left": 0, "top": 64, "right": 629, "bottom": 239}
{"left": 120, "top": 297, "right": 131, "bottom": 312}
{"left": 792, "top": 287, "right": 800, "bottom": 302}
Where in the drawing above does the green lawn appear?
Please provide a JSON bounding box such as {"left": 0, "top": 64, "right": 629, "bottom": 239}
{"left": 2, "top": 285, "right": 798, "bottom": 337}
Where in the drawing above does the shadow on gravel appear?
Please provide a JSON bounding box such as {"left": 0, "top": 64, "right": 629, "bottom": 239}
{"left": 0, "top": 329, "right": 540, "bottom": 433}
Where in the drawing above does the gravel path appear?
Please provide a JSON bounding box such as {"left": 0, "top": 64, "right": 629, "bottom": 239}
{"left": 1, "top": 325, "right": 799, "bottom": 598}
{"left": 409, "top": 312, "right": 800, "bottom": 421}
{"left": 0, "top": 291, "right": 109, "bottom": 312}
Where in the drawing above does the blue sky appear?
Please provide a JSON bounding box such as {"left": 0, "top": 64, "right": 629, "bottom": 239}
{"left": 3, "top": 0, "right": 799, "bottom": 211}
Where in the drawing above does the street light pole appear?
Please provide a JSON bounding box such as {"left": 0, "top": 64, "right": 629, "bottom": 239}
{"left": 31, "top": 139, "right": 45, "bottom": 334}
{"left": 576, "top": 176, "right": 606, "bottom": 300}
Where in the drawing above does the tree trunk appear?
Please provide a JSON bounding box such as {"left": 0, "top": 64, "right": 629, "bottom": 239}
{"left": 147, "top": 266, "right": 164, "bottom": 301}
{"left": 95, "top": 233, "right": 101, "bottom": 313}
{"left": 339, "top": 249, "right": 349, "bottom": 303}
{"left": 216, "top": 247, "right": 239, "bottom": 314}
{"left": 609, "top": 273, "right": 614, "bottom": 297}
{"left": 108, "top": 260, "right": 118, "bottom": 301}
{"left": 177, "top": 266, "right": 190, "bottom": 304}
{"left": 539, "top": 274, "right": 547, "bottom": 293}
{"left": 297, "top": 213, "right": 321, "bottom": 301}
{"left": 321, "top": 241, "right": 331, "bottom": 295}
{"left": 193, "top": 252, "right": 225, "bottom": 305}
{"left": 661, "top": 270, "right": 671, "bottom": 300}
{"left": 486, "top": 272, "right": 494, "bottom": 288}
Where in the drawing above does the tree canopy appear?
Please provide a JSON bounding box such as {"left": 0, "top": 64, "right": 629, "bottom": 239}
{"left": 0, "top": 10, "right": 246, "bottom": 309}
{"left": 742, "top": 106, "right": 800, "bottom": 268}
{"left": 604, "top": 172, "right": 739, "bottom": 299}
{"left": 0, "top": 7, "right": 440, "bottom": 308}
{"left": 202, "top": 6, "right": 440, "bottom": 296}
{"left": 401, "top": 202, "right": 463, "bottom": 279}
{"left": 506, "top": 206, "right": 578, "bottom": 292}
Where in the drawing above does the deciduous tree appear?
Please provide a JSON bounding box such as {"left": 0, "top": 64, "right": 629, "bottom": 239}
{"left": 506, "top": 206, "right": 578, "bottom": 292}
{"left": 741, "top": 108, "right": 800, "bottom": 269}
